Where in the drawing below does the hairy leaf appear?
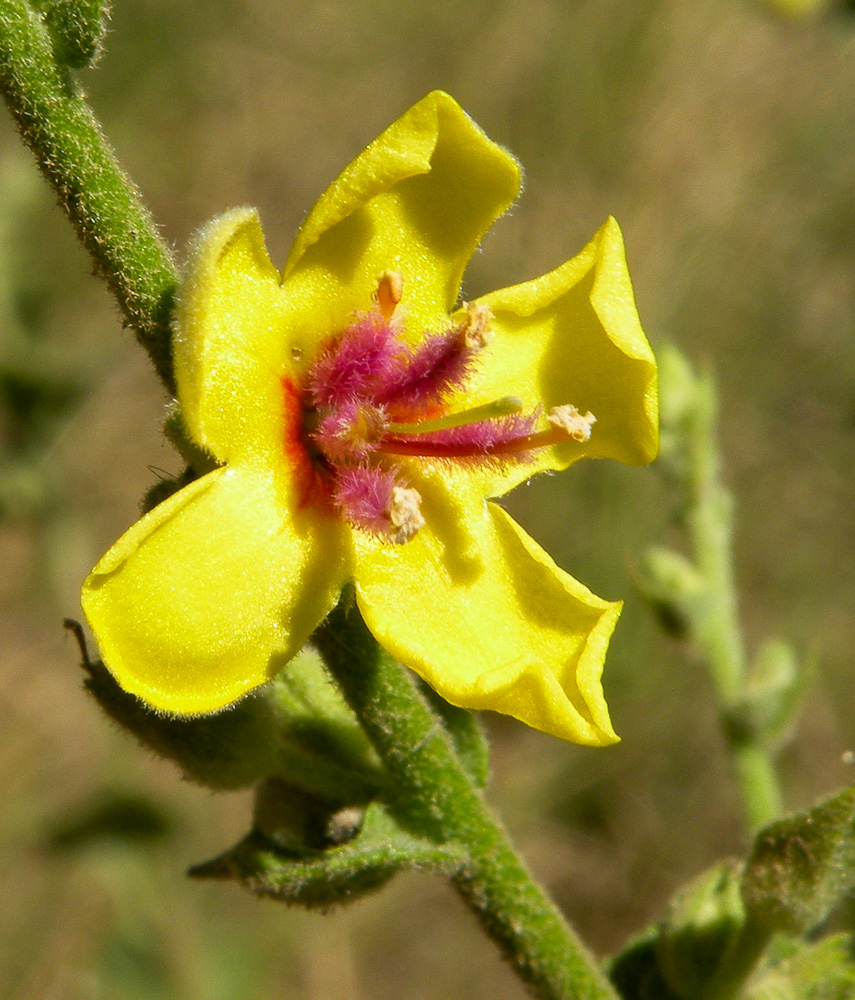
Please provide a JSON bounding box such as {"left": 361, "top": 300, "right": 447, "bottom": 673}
{"left": 189, "top": 801, "right": 468, "bottom": 909}
{"left": 742, "top": 786, "right": 855, "bottom": 934}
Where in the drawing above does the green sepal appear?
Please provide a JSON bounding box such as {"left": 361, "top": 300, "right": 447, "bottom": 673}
{"left": 36, "top": 0, "right": 112, "bottom": 69}
{"left": 140, "top": 408, "right": 222, "bottom": 513}
{"left": 418, "top": 679, "right": 490, "bottom": 788}
{"left": 189, "top": 800, "right": 469, "bottom": 910}
{"left": 607, "top": 924, "right": 684, "bottom": 1000}
{"left": 80, "top": 640, "right": 386, "bottom": 801}
{"left": 746, "top": 933, "right": 855, "bottom": 1000}
{"left": 655, "top": 860, "right": 747, "bottom": 999}
{"left": 608, "top": 861, "right": 774, "bottom": 1000}
{"left": 251, "top": 777, "right": 365, "bottom": 853}
{"left": 162, "top": 407, "right": 220, "bottom": 477}
{"left": 742, "top": 786, "right": 855, "bottom": 935}
{"left": 140, "top": 465, "right": 196, "bottom": 514}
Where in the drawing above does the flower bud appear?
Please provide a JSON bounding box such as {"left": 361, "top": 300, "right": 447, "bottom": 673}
{"left": 725, "top": 639, "right": 805, "bottom": 747}
{"left": 656, "top": 861, "right": 746, "bottom": 999}
{"left": 43, "top": 0, "right": 112, "bottom": 69}
{"left": 636, "top": 546, "right": 706, "bottom": 638}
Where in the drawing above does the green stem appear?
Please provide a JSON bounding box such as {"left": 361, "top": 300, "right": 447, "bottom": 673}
{"left": 687, "top": 372, "right": 782, "bottom": 831}
{"left": 729, "top": 740, "right": 782, "bottom": 836}
{"left": 0, "top": 0, "right": 177, "bottom": 392}
{"left": 314, "top": 595, "right": 618, "bottom": 1000}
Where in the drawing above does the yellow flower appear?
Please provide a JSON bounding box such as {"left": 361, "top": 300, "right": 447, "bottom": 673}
{"left": 81, "top": 92, "right": 657, "bottom": 745}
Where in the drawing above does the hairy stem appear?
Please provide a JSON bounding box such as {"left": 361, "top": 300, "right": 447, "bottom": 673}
{"left": 0, "top": 0, "right": 177, "bottom": 391}
{"left": 687, "top": 371, "right": 782, "bottom": 832}
{"left": 315, "top": 594, "right": 618, "bottom": 1000}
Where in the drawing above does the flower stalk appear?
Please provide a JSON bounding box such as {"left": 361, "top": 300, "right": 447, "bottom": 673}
{"left": 314, "top": 593, "right": 619, "bottom": 1000}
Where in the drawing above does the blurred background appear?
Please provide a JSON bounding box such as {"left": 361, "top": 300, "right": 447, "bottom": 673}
{"left": 2, "top": 0, "right": 855, "bottom": 996}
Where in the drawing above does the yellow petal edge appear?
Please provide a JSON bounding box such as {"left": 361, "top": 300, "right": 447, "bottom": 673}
{"left": 81, "top": 466, "right": 348, "bottom": 713}
{"left": 355, "top": 487, "right": 620, "bottom": 745}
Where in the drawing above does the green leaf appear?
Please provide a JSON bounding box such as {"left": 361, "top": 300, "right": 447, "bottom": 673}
{"left": 742, "top": 786, "right": 855, "bottom": 934}
{"left": 189, "top": 801, "right": 469, "bottom": 909}
{"left": 746, "top": 933, "right": 855, "bottom": 1000}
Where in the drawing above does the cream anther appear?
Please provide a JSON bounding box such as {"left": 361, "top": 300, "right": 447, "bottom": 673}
{"left": 547, "top": 405, "right": 596, "bottom": 442}
{"left": 460, "top": 302, "right": 493, "bottom": 350}
{"left": 387, "top": 486, "right": 425, "bottom": 543}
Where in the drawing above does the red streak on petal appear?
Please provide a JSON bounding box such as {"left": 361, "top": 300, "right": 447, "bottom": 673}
{"left": 281, "top": 377, "right": 332, "bottom": 512}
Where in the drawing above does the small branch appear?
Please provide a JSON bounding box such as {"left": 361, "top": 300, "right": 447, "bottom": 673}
{"left": 315, "top": 594, "right": 618, "bottom": 1000}
{"left": 0, "top": 0, "right": 177, "bottom": 392}
{"left": 685, "top": 370, "right": 782, "bottom": 832}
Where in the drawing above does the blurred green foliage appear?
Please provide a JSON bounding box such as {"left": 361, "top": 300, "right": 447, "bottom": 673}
{"left": 2, "top": 0, "right": 855, "bottom": 996}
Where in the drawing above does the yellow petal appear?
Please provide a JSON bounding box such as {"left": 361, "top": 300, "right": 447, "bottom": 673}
{"left": 353, "top": 481, "right": 620, "bottom": 745}
{"left": 174, "top": 208, "right": 292, "bottom": 471}
{"left": 461, "top": 216, "right": 658, "bottom": 498}
{"left": 81, "top": 466, "right": 349, "bottom": 714}
{"left": 279, "top": 91, "right": 521, "bottom": 344}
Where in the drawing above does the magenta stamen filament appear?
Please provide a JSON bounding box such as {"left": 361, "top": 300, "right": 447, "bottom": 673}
{"left": 377, "top": 423, "right": 571, "bottom": 460}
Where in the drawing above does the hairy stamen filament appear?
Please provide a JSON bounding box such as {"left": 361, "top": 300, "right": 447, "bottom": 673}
{"left": 376, "top": 436, "right": 536, "bottom": 459}
{"left": 296, "top": 269, "right": 595, "bottom": 542}
{"left": 377, "top": 406, "right": 594, "bottom": 460}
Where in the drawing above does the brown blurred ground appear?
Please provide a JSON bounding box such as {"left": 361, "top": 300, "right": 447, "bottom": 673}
{"left": 2, "top": 0, "right": 855, "bottom": 997}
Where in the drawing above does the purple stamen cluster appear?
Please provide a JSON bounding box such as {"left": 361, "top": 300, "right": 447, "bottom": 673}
{"left": 301, "top": 307, "right": 538, "bottom": 542}
{"left": 374, "top": 327, "right": 479, "bottom": 413}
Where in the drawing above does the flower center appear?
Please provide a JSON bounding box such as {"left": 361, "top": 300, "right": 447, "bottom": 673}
{"left": 289, "top": 272, "right": 595, "bottom": 543}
